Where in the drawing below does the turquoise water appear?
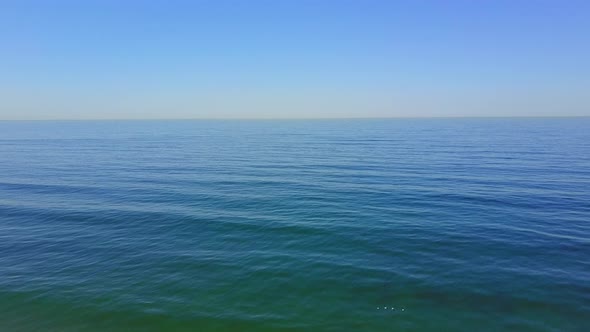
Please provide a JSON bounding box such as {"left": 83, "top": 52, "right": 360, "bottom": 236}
{"left": 0, "top": 118, "right": 589, "bottom": 331}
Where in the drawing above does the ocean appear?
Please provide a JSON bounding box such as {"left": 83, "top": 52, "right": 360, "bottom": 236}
{"left": 0, "top": 118, "right": 588, "bottom": 331}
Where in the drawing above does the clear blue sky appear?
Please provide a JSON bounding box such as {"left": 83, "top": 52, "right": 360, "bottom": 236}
{"left": 1, "top": 0, "right": 588, "bottom": 119}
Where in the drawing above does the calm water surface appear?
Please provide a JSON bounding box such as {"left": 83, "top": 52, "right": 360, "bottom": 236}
{"left": 0, "top": 118, "right": 589, "bottom": 331}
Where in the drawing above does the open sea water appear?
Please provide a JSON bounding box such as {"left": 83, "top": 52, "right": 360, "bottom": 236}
{"left": 0, "top": 118, "right": 589, "bottom": 331}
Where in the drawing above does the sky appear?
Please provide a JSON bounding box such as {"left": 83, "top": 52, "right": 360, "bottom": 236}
{"left": 0, "top": 0, "right": 589, "bottom": 120}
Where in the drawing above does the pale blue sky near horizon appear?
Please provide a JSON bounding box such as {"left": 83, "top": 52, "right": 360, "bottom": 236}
{"left": 0, "top": 0, "right": 589, "bottom": 120}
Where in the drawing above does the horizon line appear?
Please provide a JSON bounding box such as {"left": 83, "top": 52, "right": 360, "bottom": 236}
{"left": 0, "top": 115, "right": 589, "bottom": 122}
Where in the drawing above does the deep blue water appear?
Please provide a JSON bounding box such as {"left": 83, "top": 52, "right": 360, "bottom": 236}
{"left": 0, "top": 118, "right": 589, "bottom": 331}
